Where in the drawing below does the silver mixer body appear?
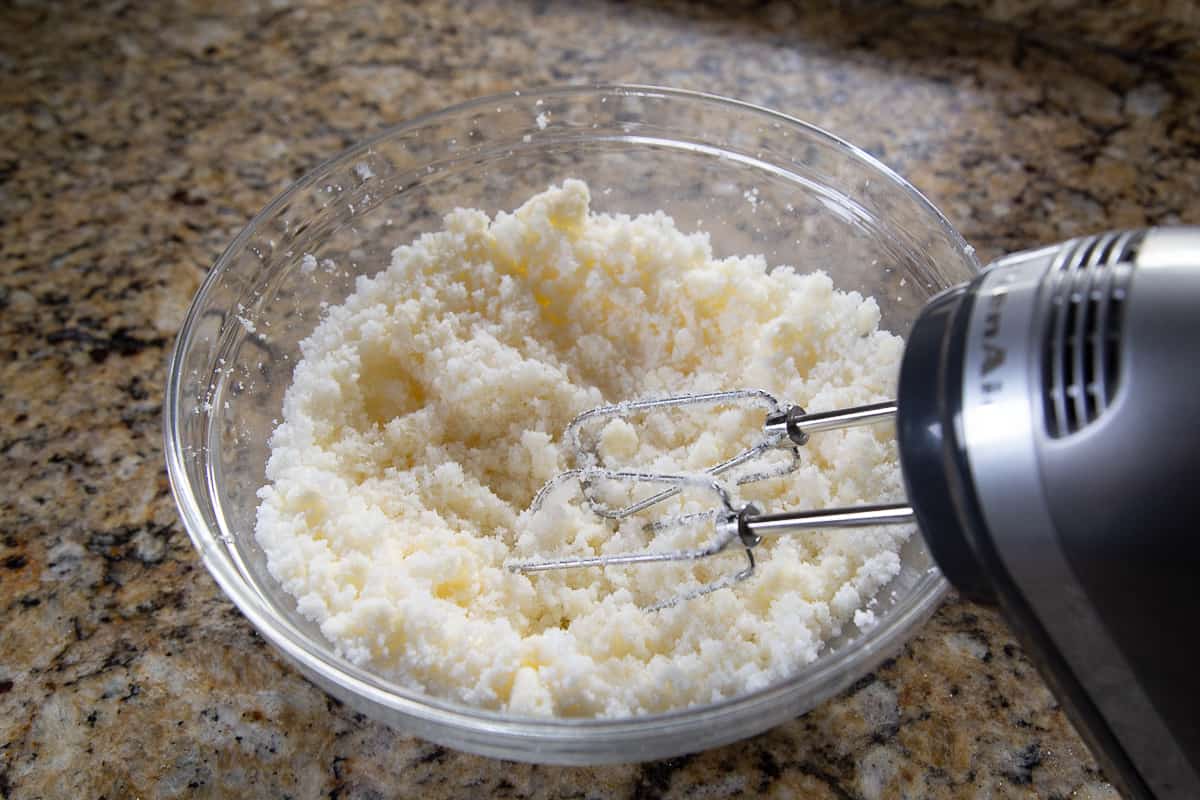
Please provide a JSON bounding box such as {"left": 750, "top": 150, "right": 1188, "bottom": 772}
{"left": 510, "top": 227, "right": 1200, "bottom": 796}
{"left": 896, "top": 227, "right": 1200, "bottom": 799}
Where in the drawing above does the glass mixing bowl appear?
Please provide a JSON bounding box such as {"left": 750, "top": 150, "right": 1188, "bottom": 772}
{"left": 164, "top": 85, "right": 979, "bottom": 764}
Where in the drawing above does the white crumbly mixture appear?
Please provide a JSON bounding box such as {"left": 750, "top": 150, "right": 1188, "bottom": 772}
{"left": 256, "top": 180, "right": 910, "bottom": 717}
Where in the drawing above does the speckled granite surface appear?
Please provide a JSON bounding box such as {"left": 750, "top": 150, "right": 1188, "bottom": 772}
{"left": 2, "top": 1, "right": 1198, "bottom": 797}
{"left": 908, "top": 0, "right": 1200, "bottom": 63}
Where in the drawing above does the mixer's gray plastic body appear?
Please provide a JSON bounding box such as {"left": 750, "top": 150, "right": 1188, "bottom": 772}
{"left": 898, "top": 228, "right": 1200, "bottom": 800}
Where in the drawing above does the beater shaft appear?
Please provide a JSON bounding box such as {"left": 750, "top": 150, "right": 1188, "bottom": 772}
{"left": 743, "top": 502, "right": 913, "bottom": 538}
{"left": 763, "top": 401, "right": 897, "bottom": 443}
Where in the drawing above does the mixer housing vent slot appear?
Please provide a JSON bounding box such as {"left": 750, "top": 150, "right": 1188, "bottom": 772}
{"left": 1041, "top": 231, "right": 1143, "bottom": 438}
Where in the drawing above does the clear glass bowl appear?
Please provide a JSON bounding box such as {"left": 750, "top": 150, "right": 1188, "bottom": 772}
{"left": 164, "top": 85, "right": 979, "bottom": 764}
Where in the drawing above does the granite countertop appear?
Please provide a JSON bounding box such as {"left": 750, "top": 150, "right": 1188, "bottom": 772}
{"left": 2, "top": 1, "right": 1198, "bottom": 797}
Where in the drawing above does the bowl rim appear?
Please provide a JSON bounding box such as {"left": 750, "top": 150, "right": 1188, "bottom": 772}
{"left": 163, "top": 83, "right": 970, "bottom": 744}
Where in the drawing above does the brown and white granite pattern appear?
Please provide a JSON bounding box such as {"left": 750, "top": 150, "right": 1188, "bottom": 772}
{"left": 2, "top": 1, "right": 1198, "bottom": 797}
{"left": 906, "top": 0, "right": 1200, "bottom": 64}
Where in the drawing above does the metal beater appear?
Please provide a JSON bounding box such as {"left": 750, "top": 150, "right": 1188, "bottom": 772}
{"left": 516, "top": 392, "right": 910, "bottom": 609}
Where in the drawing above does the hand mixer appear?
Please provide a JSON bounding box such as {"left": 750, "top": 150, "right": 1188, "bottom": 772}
{"left": 511, "top": 228, "right": 1200, "bottom": 800}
